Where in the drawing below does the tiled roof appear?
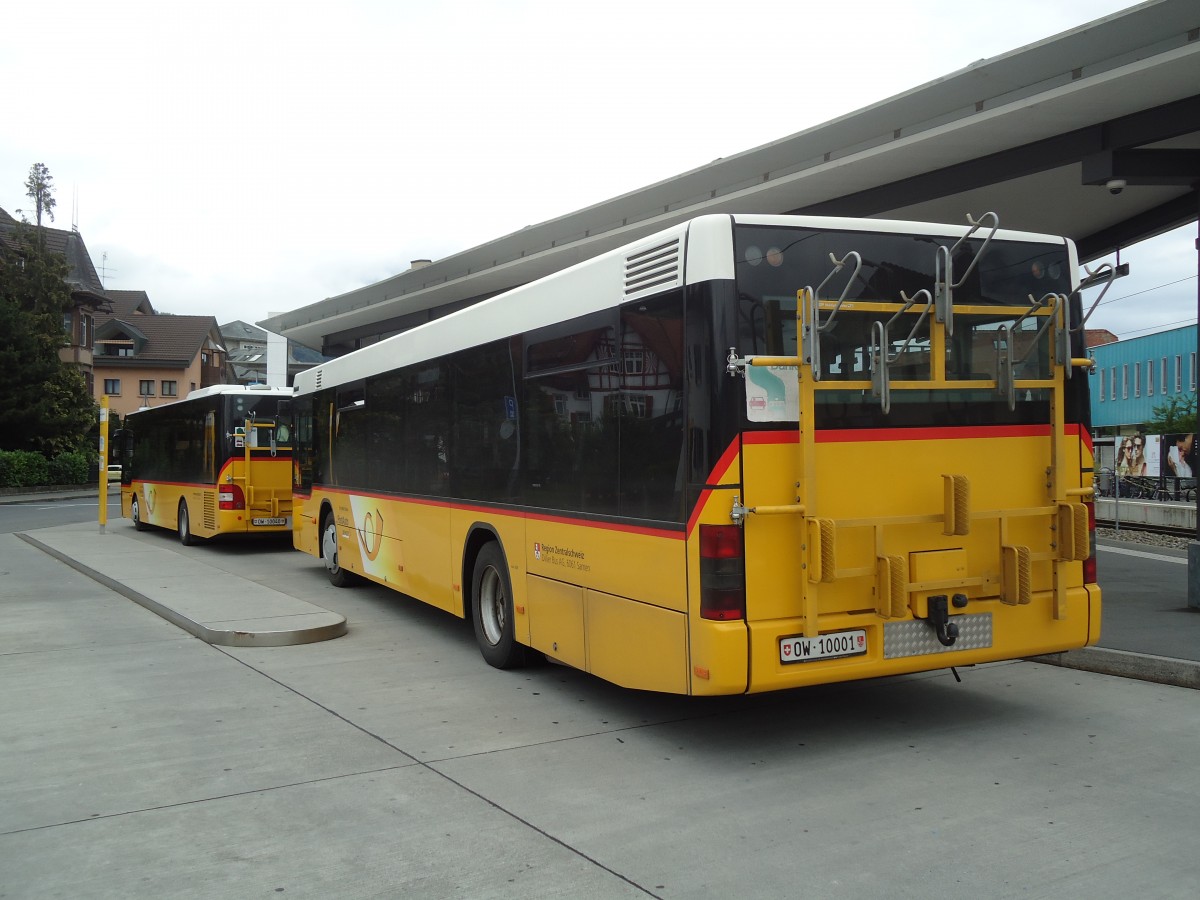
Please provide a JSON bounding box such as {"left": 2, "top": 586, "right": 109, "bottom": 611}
{"left": 0, "top": 207, "right": 107, "bottom": 303}
{"left": 104, "top": 289, "right": 156, "bottom": 317}
{"left": 222, "top": 320, "right": 328, "bottom": 366}
{"left": 221, "top": 320, "right": 264, "bottom": 341}
{"left": 94, "top": 305, "right": 223, "bottom": 367}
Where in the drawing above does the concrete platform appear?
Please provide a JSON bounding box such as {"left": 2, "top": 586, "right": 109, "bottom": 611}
{"left": 16, "top": 522, "right": 346, "bottom": 647}
{"left": 1096, "top": 496, "right": 1196, "bottom": 531}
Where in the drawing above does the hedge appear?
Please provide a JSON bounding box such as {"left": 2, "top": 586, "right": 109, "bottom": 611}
{"left": 0, "top": 450, "right": 92, "bottom": 488}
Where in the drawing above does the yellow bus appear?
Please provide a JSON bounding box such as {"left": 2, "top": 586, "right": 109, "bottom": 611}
{"left": 291, "top": 213, "right": 1100, "bottom": 694}
{"left": 117, "top": 385, "right": 294, "bottom": 544}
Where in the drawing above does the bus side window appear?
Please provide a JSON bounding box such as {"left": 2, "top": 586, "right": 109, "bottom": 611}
{"left": 523, "top": 309, "right": 619, "bottom": 516}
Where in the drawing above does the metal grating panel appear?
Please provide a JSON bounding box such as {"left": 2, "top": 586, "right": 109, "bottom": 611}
{"left": 884, "top": 613, "right": 992, "bottom": 658}
{"left": 624, "top": 238, "right": 680, "bottom": 296}
{"left": 203, "top": 494, "right": 217, "bottom": 530}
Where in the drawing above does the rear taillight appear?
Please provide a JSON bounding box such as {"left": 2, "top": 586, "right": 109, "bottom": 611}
{"left": 219, "top": 484, "right": 246, "bottom": 510}
{"left": 700, "top": 524, "right": 745, "bottom": 621}
{"left": 1083, "top": 500, "right": 1097, "bottom": 584}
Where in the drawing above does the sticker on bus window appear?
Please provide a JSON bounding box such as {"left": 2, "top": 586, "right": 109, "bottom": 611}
{"left": 745, "top": 365, "right": 798, "bottom": 422}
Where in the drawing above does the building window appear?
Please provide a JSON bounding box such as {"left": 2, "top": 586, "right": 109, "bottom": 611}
{"left": 1147, "top": 359, "right": 1154, "bottom": 396}
{"left": 139, "top": 380, "right": 155, "bottom": 397}
{"left": 103, "top": 378, "right": 121, "bottom": 396}
{"left": 201, "top": 351, "right": 209, "bottom": 366}
{"left": 62, "top": 312, "right": 73, "bottom": 344}
{"left": 1134, "top": 362, "right": 1140, "bottom": 398}
{"left": 1175, "top": 355, "right": 1183, "bottom": 392}
{"left": 1191, "top": 353, "right": 1197, "bottom": 391}
{"left": 162, "top": 380, "right": 178, "bottom": 398}
{"left": 1163, "top": 357, "right": 1169, "bottom": 394}
{"left": 1121, "top": 364, "right": 1128, "bottom": 399}
{"left": 1098, "top": 367, "right": 1106, "bottom": 402}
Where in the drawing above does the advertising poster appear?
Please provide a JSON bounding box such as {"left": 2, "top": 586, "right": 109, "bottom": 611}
{"left": 1162, "top": 433, "right": 1197, "bottom": 478}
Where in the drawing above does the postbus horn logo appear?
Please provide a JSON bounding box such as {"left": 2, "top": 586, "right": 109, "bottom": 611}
{"left": 357, "top": 509, "right": 384, "bottom": 561}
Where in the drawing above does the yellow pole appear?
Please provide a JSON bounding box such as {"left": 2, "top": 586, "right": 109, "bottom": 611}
{"left": 98, "top": 396, "right": 109, "bottom": 533}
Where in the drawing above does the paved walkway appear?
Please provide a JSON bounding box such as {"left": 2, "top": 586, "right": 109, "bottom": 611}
{"left": 17, "top": 521, "right": 345, "bottom": 647}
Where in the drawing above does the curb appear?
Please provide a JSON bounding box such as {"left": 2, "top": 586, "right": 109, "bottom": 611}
{"left": 15, "top": 531, "right": 347, "bottom": 648}
{"left": 0, "top": 485, "right": 100, "bottom": 499}
{"left": 1030, "top": 646, "right": 1200, "bottom": 690}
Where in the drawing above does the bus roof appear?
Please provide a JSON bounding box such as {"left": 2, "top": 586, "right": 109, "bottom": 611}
{"left": 184, "top": 384, "right": 295, "bottom": 401}
{"left": 294, "top": 213, "right": 1072, "bottom": 397}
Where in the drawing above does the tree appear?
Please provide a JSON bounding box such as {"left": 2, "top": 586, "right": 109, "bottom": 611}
{"left": 0, "top": 165, "right": 96, "bottom": 455}
{"left": 21, "top": 162, "right": 56, "bottom": 230}
{"left": 1144, "top": 392, "right": 1197, "bottom": 435}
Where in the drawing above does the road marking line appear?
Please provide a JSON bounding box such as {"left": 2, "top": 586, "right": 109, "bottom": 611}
{"left": 1098, "top": 545, "right": 1187, "bottom": 565}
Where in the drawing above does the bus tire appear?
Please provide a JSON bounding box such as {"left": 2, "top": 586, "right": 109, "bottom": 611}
{"left": 321, "top": 512, "right": 358, "bottom": 588}
{"left": 178, "top": 500, "right": 195, "bottom": 546}
{"left": 130, "top": 494, "right": 148, "bottom": 531}
{"left": 471, "top": 542, "right": 527, "bottom": 669}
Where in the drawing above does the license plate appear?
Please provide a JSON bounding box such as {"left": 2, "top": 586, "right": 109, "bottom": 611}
{"left": 779, "top": 629, "right": 867, "bottom": 664}
{"left": 252, "top": 517, "right": 288, "bottom": 527}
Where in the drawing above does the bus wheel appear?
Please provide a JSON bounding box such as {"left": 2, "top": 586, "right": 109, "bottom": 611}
{"left": 321, "top": 513, "right": 357, "bottom": 587}
{"left": 471, "top": 542, "right": 526, "bottom": 669}
{"left": 130, "top": 494, "right": 148, "bottom": 531}
{"left": 178, "top": 500, "right": 195, "bottom": 546}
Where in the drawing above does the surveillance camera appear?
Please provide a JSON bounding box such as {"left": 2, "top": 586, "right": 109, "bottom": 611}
{"left": 1106, "top": 179, "right": 1126, "bottom": 195}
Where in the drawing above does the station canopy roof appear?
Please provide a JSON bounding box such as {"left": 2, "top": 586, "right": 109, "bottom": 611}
{"left": 262, "top": 0, "right": 1200, "bottom": 353}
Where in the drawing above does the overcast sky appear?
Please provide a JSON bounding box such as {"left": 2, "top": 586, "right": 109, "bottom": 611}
{"left": 2, "top": 0, "right": 1193, "bottom": 342}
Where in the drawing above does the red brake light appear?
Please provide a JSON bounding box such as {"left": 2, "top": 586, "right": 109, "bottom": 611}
{"left": 1083, "top": 500, "right": 1097, "bottom": 584}
{"left": 219, "top": 484, "right": 246, "bottom": 510}
{"left": 699, "top": 525, "right": 745, "bottom": 621}
{"left": 700, "top": 525, "right": 742, "bottom": 559}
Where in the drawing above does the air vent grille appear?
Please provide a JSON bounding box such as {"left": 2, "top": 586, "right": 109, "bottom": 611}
{"left": 203, "top": 493, "right": 217, "bottom": 530}
{"left": 624, "top": 238, "right": 681, "bottom": 297}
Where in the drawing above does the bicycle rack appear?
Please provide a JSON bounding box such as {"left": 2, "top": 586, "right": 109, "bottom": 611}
{"left": 996, "top": 293, "right": 1063, "bottom": 410}
{"left": 802, "top": 251, "right": 863, "bottom": 383}
{"left": 1072, "top": 262, "right": 1116, "bottom": 334}
{"left": 934, "top": 211, "right": 1000, "bottom": 338}
{"left": 870, "top": 288, "right": 934, "bottom": 414}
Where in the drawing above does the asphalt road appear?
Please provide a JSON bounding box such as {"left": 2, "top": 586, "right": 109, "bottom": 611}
{"left": 2, "top": 524, "right": 1197, "bottom": 899}
{"left": 0, "top": 490, "right": 120, "bottom": 534}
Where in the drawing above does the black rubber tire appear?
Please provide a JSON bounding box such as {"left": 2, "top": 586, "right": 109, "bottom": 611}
{"left": 471, "top": 542, "right": 527, "bottom": 669}
{"left": 321, "top": 513, "right": 358, "bottom": 587}
{"left": 178, "top": 500, "right": 195, "bottom": 546}
{"left": 130, "top": 494, "right": 148, "bottom": 531}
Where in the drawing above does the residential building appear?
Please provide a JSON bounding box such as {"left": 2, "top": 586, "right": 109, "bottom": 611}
{"left": 0, "top": 206, "right": 109, "bottom": 395}
{"left": 220, "top": 320, "right": 325, "bottom": 387}
{"left": 93, "top": 290, "right": 230, "bottom": 417}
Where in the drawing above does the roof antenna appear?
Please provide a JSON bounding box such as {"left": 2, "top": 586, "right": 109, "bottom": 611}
{"left": 72, "top": 184, "right": 79, "bottom": 233}
{"left": 100, "top": 251, "right": 117, "bottom": 287}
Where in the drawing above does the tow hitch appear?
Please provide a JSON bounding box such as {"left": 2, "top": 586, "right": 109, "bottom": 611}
{"left": 925, "top": 594, "right": 968, "bottom": 646}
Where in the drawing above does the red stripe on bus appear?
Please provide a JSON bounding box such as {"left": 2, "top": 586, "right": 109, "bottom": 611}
{"left": 314, "top": 487, "right": 684, "bottom": 541}
{"left": 744, "top": 425, "right": 1073, "bottom": 444}
{"left": 686, "top": 438, "right": 745, "bottom": 536}
{"left": 130, "top": 479, "right": 206, "bottom": 489}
